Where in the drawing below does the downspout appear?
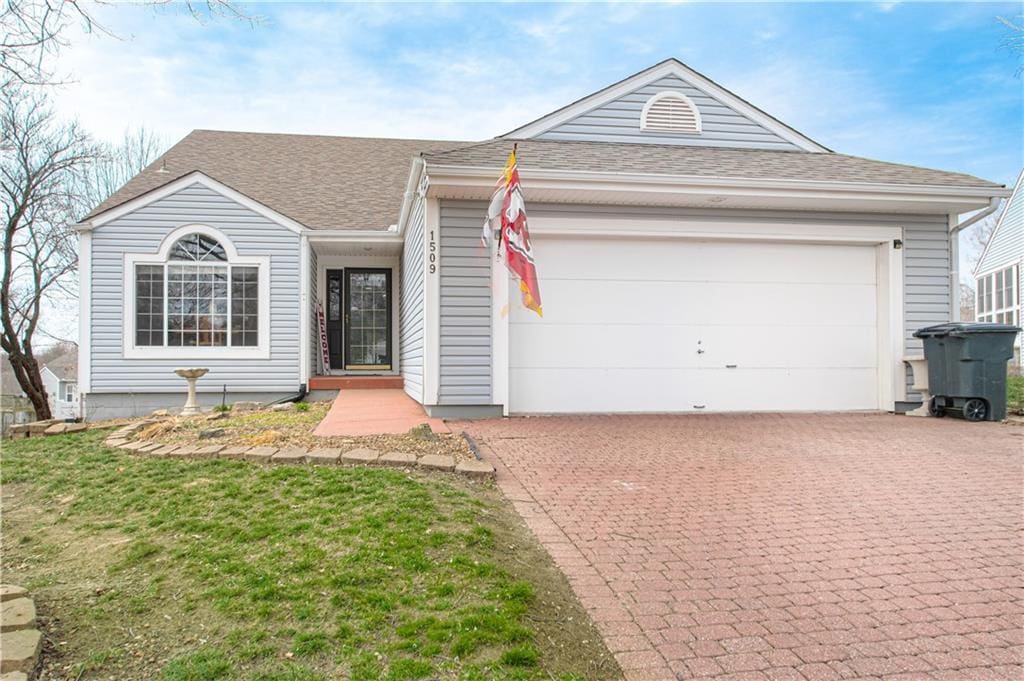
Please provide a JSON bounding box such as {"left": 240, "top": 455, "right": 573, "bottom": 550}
{"left": 393, "top": 157, "right": 425, "bottom": 236}
{"left": 948, "top": 197, "right": 1002, "bottom": 321}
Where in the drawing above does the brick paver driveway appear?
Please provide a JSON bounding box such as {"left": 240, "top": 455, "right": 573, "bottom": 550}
{"left": 460, "top": 414, "right": 1024, "bottom": 681}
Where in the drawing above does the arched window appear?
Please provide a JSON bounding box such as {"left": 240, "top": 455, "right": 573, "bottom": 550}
{"left": 131, "top": 227, "right": 263, "bottom": 351}
{"left": 640, "top": 91, "right": 702, "bottom": 133}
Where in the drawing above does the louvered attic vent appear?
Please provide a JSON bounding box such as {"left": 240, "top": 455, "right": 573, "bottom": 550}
{"left": 640, "top": 92, "right": 702, "bottom": 133}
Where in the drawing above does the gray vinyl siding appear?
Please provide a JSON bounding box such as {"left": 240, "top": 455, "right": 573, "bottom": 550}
{"left": 89, "top": 182, "right": 301, "bottom": 393}
{"left": 437, "top": 200, "right": 492, "bottom": 406}
{"left": 399, "top": 194, "right": 426, "bottom": 402}
{"left": 526, "top": 204, "right": 950, "bottom": 399}
{"left": 537, "top": 75, "right": 802, "bottom": 151}
{"left": 309, "top": 245, "right": 319, "bottom": 378}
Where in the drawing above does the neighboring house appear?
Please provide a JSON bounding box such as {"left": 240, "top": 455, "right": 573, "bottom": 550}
{"left": 975, "top": 169, "right": 1023, "bottom": 365}
{"left": 41, "top": 352, "right": 80, "bottom": 420}
{"left": 74, "top": 59, "right": 1011, "bottom": 420}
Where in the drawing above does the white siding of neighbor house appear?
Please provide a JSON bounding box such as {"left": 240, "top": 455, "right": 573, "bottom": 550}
{"left": 437, "top": 201, "right": 492, "bottom": 406}
{"left": 400, "top": 194, "right": 426, "bottom": 402}
{"left": 431, "top": 201, "right": 949, "bottom": 406}
{"left": 89, "top": 182, "right": 301, "bottom": 394}
{"left": 536, "top": 74, "right": 803, "bottom": 150}
{"left": 976, "top": 174, "right": 1023, "bottom": 276}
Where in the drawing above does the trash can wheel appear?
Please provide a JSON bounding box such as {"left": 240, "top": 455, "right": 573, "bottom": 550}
{"left": 928, "top": 397, "right": 945, "bottom": 417}
{"left": 962, "top": 398, "right": 988, "bottom": 423}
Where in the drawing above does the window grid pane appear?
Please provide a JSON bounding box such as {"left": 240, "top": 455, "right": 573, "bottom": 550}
{"left": 167, "top": 264, "right": 228, "bottom": 347}
{"left": 135, "top": 265, "right": 164, "bottom": 346}
{"left": 231, "top": 267, "right": 259, "bottom": 347}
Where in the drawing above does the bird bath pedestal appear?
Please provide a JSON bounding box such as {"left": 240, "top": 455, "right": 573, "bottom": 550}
{"left": 174, "top": 368, "right": 209, "bottom": 416}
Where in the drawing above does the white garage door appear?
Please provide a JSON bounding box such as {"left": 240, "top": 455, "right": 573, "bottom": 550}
{"left": 509, "top": 237, "right": 880, "bottom": 413}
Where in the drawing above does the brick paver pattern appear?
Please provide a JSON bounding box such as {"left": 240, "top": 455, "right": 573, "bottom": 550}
{"left": 460, "top": 413, "right": 1024, "bottom": 681}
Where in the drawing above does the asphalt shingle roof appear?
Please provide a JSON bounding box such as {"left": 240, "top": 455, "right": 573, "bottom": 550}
{"left": 85, "top": 131, "right": 1003, "bottom": 233}
{"left": 422, "top": 138, "right": 1003, "bottom": 189}
{"left": 84, "top": 130, "right": 470, "bottom": 231}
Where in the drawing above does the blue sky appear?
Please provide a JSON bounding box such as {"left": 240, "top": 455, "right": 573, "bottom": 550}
{"left": 59, "top": 1, "right": 1021, "bottom": 187}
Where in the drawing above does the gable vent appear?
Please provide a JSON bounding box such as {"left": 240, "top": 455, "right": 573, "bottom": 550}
{"left": 641, "top": 91, "right": 702, "bottom": 133}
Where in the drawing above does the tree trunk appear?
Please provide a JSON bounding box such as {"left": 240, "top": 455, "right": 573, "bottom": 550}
{"left": 8, "top": 351, "right": 51, "bottom": 420}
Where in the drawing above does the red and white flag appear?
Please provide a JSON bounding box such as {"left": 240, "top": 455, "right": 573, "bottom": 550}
{"left": 482, "top": 147, "right": 542, "bottom": 316}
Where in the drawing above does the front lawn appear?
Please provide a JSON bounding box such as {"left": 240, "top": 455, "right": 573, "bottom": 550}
{"left": 1009, "top": 375, "right": 1023, "bottom": 415}
{"left": 1, "top": 431, "right": 619, "bottom": 680}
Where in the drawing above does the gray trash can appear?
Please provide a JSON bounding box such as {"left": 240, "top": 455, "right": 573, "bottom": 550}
{"left": 913, "top": 322, "right": 1021, "bottom": 421}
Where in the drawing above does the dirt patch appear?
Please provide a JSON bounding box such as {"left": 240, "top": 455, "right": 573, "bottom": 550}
{"left": 132, "top": 401, "right": 474, "bottom": 461}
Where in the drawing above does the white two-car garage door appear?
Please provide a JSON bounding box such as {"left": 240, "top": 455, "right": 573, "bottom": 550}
{"left": 509, "top": 236, "right": 881, "bottom": 413}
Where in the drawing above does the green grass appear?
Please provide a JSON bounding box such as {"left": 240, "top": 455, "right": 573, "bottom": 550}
{"left": 1008, "top": 375, "right": 1023, "bottom": 415}
{"left": 1, "top": 431, "right": 617, "bottom": 680}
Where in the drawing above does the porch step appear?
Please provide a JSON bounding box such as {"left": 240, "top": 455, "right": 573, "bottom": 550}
{"left": 309, "top": 376, "right": 404, "bottom": 390}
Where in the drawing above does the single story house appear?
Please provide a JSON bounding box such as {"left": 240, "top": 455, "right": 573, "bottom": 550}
{"left": 75, "top": 59, "right": 1011, "bottom": 420}
{"left": 41, "top": 352, "right": 80, "bottom": 420}
{"left": 974, "top": 169, "right": 1022, "bottom": 365}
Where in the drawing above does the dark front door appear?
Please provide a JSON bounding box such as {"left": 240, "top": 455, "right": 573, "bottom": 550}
{"left": 325, "top": 269, "right": 345, "bottom": 369}
{"left": 344, "top": 268, "right": 392, "bottom": 370}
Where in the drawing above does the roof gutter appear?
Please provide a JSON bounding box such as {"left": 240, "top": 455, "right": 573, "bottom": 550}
{"left": 426, "top": 164, "right": 1010, "bottom": 199}
{"left": 948, "top": 197, "right": 1001, "bottom": 235}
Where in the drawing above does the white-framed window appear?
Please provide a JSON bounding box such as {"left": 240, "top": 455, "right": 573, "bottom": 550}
{"left": 64, "top": 383, "right": 76, "bottom": 402}
{"left": 123, "top": 225, "right": 271, "bottom": 359}
{"left": 976, "top": 264, "right": 1019, "bottom": 326}
{"left": 640, "top": 91, "right": 702, "bottom": 133}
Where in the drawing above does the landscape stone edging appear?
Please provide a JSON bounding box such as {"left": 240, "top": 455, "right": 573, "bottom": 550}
{"left": 102, "top": 421, "right": 495, "bottom": 479}
{"left": 0, "top": 585, "right": 41, "bottom": 679}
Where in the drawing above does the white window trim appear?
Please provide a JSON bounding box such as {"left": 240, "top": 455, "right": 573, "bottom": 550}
{"left": 976, "top": 264, "right": 1019, "bottom": 324}
{"left": 640, "top": 91, "right": 703, "bottom": 133}
{"left": 122, "top": 224, "right": 271, "bottom": 360}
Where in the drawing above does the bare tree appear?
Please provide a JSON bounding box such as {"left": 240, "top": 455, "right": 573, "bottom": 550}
{"left": 1, "top": 0, "right": 259, "bottom": 88}
{"left": 81, "top": 127, "right": 163, "bottom": 210}
{"left": 960, "top": 283, "right": 977, "bottom": 322}
{"left": 1, "top": 87, "right": 99, "bottom": 419}
{"left": 998, "top": 14, "right": 1024, "bottom": 75}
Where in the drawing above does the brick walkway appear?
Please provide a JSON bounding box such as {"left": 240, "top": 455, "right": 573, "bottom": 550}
{"left": 313, "top": 389, "right": 448, "bottom": 436}
{"left": 460, "top": 414, "right": 1024, "bottom": 681}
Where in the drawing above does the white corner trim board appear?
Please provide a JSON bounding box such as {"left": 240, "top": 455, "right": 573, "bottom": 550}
{"left": 422, "top": 197, "right": 441, "bottom": 405}
{"left": 78, "top": 230, "right": 92, "bottom": 394}
{"left": 121, "top": 224, "right": 272, "bottom": 360}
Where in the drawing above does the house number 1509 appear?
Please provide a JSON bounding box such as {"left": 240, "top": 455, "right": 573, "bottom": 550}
{"left": 428, "top": 230, "right": 437, "bottom": 274}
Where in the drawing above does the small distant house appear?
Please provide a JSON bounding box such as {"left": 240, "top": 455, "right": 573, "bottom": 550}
{"left": 41, "top": 352, "right": 80, "bottom": 420}
{"left": 975, "top": 169, "right": 1022, "bottom": 364}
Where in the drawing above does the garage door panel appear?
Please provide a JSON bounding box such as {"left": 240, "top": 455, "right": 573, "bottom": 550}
{"left": 509, "top": 235, "right": 881, "bottom": 414}
{"left": 510, "top": 324, "right": 877, "bottom": 370}
{"left": 514, "top": 279, "right": 876, "bottom": 327}
{"left": 509, "top": 367, "right": 879, "bottom": 413}
{"left": 532, "top": 239, "right": 877, "bottom": 285}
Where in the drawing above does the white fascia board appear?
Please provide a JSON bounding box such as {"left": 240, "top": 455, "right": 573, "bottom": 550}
{"left": 427, "top": 164, "right": 1010, "bottom": 200}
{"left": 503, "top": 59, "right": 829, "bottom": 153}
{"left": 77, "top": 171, "right": 307, "bottom": 234}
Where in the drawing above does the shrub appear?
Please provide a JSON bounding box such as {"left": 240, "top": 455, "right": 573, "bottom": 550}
{"left": 295, "top": 402, "right": 311, "bottom": 412}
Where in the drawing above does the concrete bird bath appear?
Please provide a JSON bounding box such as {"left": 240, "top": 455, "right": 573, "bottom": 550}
{"left": 174, "top": 368, "right": 209, "bottom": 416}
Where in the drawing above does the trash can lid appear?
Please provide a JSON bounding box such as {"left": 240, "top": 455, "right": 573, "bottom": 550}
{"left": 913, "top": 322, "right": 1023, "bottom": 338}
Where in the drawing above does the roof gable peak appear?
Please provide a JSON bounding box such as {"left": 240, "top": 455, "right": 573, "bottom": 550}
{"left": 503, "top": 58, "right": 830, "bottom": 153}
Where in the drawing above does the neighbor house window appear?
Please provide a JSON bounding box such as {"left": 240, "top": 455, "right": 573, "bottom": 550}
{"left": 133, "top": 232, "right": 262, "bottom": 348}
{"left": 976, "top": 265, "right": 1019, "bottom": 325}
